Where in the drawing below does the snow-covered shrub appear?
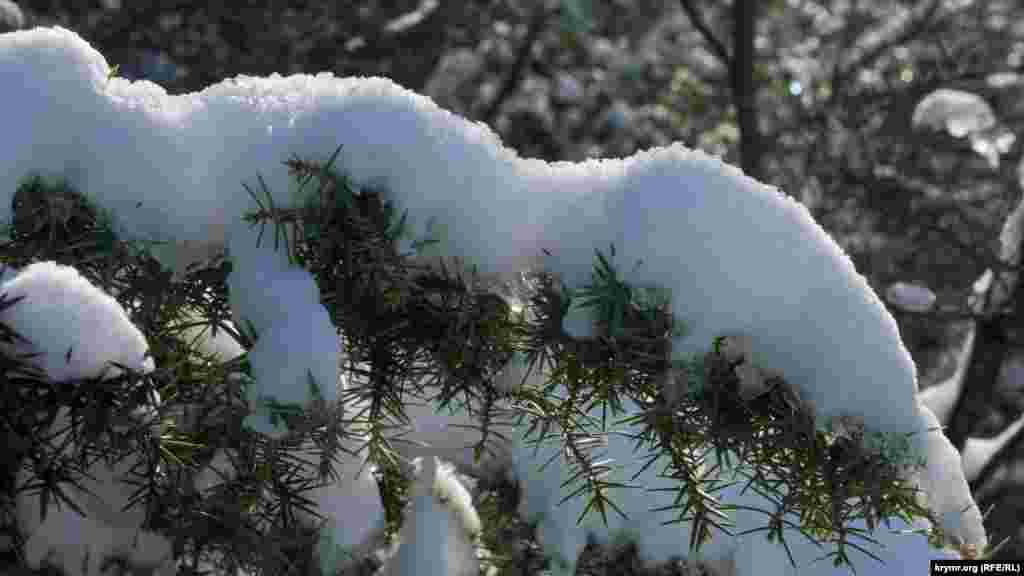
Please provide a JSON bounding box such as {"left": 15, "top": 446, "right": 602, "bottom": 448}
{"left": 0, "top": 258, "right": 172, "bottom": 575}
{"left": 0, "top": 25, "right": 994, "bottom": 576}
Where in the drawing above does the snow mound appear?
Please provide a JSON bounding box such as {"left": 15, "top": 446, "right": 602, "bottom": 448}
{"left": 0, "top": 261, "right": 153, "bottom": 382}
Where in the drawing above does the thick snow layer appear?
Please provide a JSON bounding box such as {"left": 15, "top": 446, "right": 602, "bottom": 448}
{"left": 914, "top": 405, "right": 987, "bottom": 547}
{"left": 0, "top": 26, "right": 987, "bottom": 575}
{"left": 434, "top": 460, "right": 482, "bottom": 576}
{"left": 0, "top": 261, "right": 154, "bottom": 381}
{"left": 533, "top": 148, "right": 918, "bottom": 439}
{"left": 224, "top": 223, "right": 339, "bottom": 436}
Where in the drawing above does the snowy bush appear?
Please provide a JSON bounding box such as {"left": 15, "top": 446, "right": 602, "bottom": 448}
{"left": 0, "top": 25, "right": 994, "bottom": 576}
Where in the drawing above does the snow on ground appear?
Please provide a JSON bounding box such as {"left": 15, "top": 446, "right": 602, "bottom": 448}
{"left": 0, "top": 26, "right": 987, "bottom": 575}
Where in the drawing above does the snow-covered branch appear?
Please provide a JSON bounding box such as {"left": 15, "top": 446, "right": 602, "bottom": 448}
{"left": 0, "top": 25, "right": 993, "bottom": 576}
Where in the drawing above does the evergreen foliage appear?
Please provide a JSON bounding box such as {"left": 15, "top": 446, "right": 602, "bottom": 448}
{"left": 0, "top": 144, "right": 996, "bottom": 575}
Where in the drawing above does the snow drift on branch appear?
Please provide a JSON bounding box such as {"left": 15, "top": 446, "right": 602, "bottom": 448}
{"left": 0, "top": 260, "right": 154, "bottom": 382}
{"left": 0, "top": 26, "right": 988, "bottom": 573}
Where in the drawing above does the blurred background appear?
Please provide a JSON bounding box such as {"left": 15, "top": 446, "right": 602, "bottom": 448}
{"left": 2, "top": 0, "right": 1024, "bottom": 566}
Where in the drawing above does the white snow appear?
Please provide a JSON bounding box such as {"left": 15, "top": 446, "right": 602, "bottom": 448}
{"left": 531, "top": 147, "right": 918, "bottom": 440}
{"left": 912, "top": 88, "right": 1013, "bottom": 167}
{"left": 390, "top": 457, "right": 482, "bottom": 576}
{"left": 884, "top": 281, "right": 937, "bottom": 313}
{"left": 0, "top": 259, "right": 171, "bottom": 575}
{"left": 180, "top": 312, "right": 385, "bottom": 573}
{"left": 914, "top": 405, "right": 987, "bottom": 547}
{"left": 294, "top": 438, "right": 386, "bottom": 574}
{"left": 224, "top": 223, "right": 340, "bottom": 436}
{"left": 509, "top": 385, "right": 970, "bottom": 576}
{"left": 19, "top": 477, "right": 174, "bottom": 576}
{"left": 0, "top": 26, "right": 989, "bottom": 575}
{"left": 919, "top": 326, "right": 975, "bottom": 426}
{"left": 170, "top": 305, "right": 245, "bottom": 363}
{"left": 2, "top": 259, "right": 172, "bottom": 576}
{"left": 0, "top": 0, "right": 23, "bottom": 32}
{"left": 395, "top": 390, "right": 514, "bottom": 480}
{"left": 434, "top": 460, "right": 482, "bottom": 576}
{"left": 962, "top": 413, "right": 1024, "bottom": 484}
{"left": 913, "top": 89, "right": 995, "bottom": 138}
{"left": 382, "top": 0, "right": 440, "bottom": 35}
{"left": 387, "top": 456, "right": 451, "bottom": 576}
{"left": 1000, "top": 194, "right": 1024, "bottom": 267}
{"left": 0, "top": 261, "right": 154, "bottom": 381}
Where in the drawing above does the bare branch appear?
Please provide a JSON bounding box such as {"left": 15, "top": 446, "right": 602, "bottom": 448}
{"left": 678, "top": 0, "right": 731, "bottom": 67}
{"left": 832, "top": 0, "right": 942, "bottom": 94}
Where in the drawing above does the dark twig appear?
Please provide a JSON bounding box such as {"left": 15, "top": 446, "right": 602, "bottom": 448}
{"left": 831, "top": 0, "right": 942, "bottom": 99}
{"left": 678, "top": 0, "right": 731, "bottom": 67}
